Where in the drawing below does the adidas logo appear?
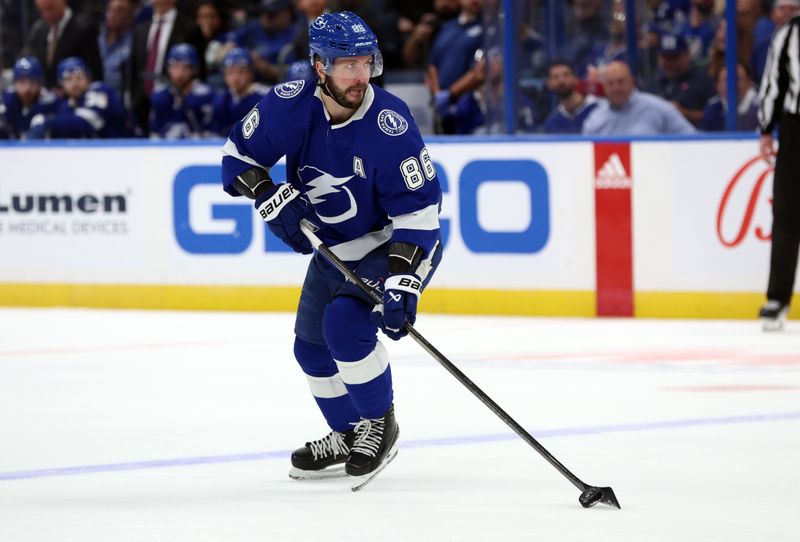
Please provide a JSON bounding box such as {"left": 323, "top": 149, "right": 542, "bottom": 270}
{"left": 596, "top": 153, "right": 632, "bottom": 189}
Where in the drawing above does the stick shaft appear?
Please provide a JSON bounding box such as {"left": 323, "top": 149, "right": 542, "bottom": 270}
{"left": 300, "top": 222, "right": 589, "bottom": 492}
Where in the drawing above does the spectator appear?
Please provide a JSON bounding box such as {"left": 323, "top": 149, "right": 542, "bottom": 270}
{"left": 99, "top": 0, "right": 137, "bottom": 100}
{"left": 645, "top": 0, "right": 691, "bottom": 43}
{"left": 708, "top": 16, "right": 759, "bottom": 81}
{"left": 149, "top": 43, "right": 215, "bottom": 138}
{"left": 196, "top": 0, "right": 235, "bottom": 84}
{"left": 566, "top": 0, "right": 610, "bottom": 78}
{"left": 685, "top": 0, "right": 720, "bottom": 61}
{"left": 582, "top": 60, "right": 696, "bottom": 135}
{"left": 584, "top": 0, "right": 630, "bottom": 95}
{"left": 283, "top": 59, "right": 314, "bottom": 82}
{"left": 28, "top": 56, "right": 131, "bottom": 138}
{"left": 332, "top": 0, "right": 404, "bottom": 69}
{"left": 393, "top": 0, "right": 434, "bottom": 34}
{"left": 752, "top": 0, "right": 800, "bottom": 86}
{"left": 211, "top": 47, "right": 270, "bottom": 136}
{"left": 651, "top": 32, "right": 716, "bottom": 127}
{"left": 426, "top": 0, "right": 484, "bottom": 134}
{"left": 701, "top": 62, "right": 758, "bottom": 131}
{"left": 129, "top": 0, "right": 205, "bottom": 134}
{"left": 233, "top": 0, "right": 296, "bottom": 84}
{"left": 401, "top": 0, "right": 459, "bottom": 69}
{"left": 25, "top": 0, "right": 103, "bottom": 88}
{"left": 0, "top": 56, "right": 63, "bottom": 139}
{"left": 289, "top": 0, "right": 330, "bottom": 66}
{"left": 544, "top": 60, "right": 602, "bottom": 134}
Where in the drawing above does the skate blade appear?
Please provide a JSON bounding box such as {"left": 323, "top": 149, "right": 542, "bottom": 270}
{"left": 350, "top": 445, "right": 399, "bottom": 492}
{"left": 288, "top": 465, "right": 348, "bottom": 481}
{"left": 761, "top": 317, "right": 786, "bottom": 332}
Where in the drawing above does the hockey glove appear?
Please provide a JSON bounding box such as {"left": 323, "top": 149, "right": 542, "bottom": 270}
{"left": 372, "top": 274, "right": 422, "bottom": 340}
{"left": 255, "top": 183, "right": 318, "bottom": 254}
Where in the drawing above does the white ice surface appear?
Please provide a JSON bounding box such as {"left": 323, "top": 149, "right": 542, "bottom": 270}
{"left": 1, "top": 309, "right": 799, "bottom": 541}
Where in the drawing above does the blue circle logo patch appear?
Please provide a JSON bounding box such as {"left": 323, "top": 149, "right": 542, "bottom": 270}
{"left": 377, "top": 109, "right": 408, "bottom": 136}
{"left": 275, "top": 80, "right": 305, "bottom": 99}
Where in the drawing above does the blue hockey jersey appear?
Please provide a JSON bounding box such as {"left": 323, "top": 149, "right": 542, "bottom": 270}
{"left": 150, "top": 80, "right": 215, "bottom": 139}
{"left": 212, "top": 83, "right": 270, "bottom": 137}
{"left": 46, "top": 82, "right": 130, "bottom": 139}
{"left": 544, "top": 95, "right": 602, "bottom": 134}
{"left": 221, "top": 81, "right": 442, "bottom": 261}
{"left": 0, "top": 88, "right": 63, "bottom": 139}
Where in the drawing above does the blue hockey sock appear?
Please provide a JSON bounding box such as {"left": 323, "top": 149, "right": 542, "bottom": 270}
{"left": 323, "top": 295, "right": 393, "bottom": 419}
{"left": 293, "top": 337, "right": 360, "bottom": 432}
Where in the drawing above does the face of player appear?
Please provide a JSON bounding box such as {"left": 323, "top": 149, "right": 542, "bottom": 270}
{"left": 321, "top": 56, "right": 372, "bottom": 109}
{"left": 224, "top": 65, "right": 253, "bottom": 96}
{"left": 14, "top": 78, "right": 42, "bottom": 107}
{"left": 168, "top": 63, "right": 195, "bottom": 91}
{"left": 61, "top": 72, "right": 90, "bottom": 100}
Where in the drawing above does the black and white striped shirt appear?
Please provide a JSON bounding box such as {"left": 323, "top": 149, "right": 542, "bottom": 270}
{"left": 759, "top": 16, "right": 800, "bottom": 134}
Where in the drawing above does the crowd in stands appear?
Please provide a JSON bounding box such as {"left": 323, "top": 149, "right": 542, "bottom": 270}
{"left": 0, "top": 0, "right": 797, "bottom": 139}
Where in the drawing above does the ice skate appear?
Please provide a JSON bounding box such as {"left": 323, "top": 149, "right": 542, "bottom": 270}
{"left": 759, "top": 300, "right": 788, "bottom": 332}
{"left": 289, "top": 429, "right": 355, "bottom": 480}
{"left": 346, "top": 404, "right": 399, "bottom": 491}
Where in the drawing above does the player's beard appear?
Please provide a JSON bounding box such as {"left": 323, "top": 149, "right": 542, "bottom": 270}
{"left": 326, "top": 78, "right": 368, "bottom": 109}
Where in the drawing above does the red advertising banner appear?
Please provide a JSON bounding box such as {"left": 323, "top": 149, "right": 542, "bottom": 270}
{"left": 594, "top": 142, "right": 633, "bottom": 316}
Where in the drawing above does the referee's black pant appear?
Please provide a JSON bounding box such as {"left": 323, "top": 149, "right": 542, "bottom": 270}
{"left": 768, "top": 113, "right": 800, "bottom": 305}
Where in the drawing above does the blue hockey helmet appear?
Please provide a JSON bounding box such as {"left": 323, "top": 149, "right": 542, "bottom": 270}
{"left": 13, "top": 56, "right": 43, "bottom": 82}
{"left": 57, "top": 56, "right": 91, "bottom": 83}
{"left": 308, "top": 11, "right": 383, "bottom": 78}
{"left": 222, "top": 47, "right": 253, "bottom": 70}
{"left": 166, "top": 43, "right": 199, "bottom": 69}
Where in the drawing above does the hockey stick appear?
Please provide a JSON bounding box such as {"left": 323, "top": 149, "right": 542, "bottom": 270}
{"left": 299, "top": 221, "right": 620, "bottom": 509}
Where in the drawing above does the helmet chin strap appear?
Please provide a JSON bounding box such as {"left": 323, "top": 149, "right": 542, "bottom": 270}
{"left": 317, "top": 76, "right": 357, "bottom": 110}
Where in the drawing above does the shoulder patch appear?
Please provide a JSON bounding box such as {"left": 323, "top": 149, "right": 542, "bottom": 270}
{"left": 377, "top": 109, "right": 408, "bottom": 136}
{"left": 274, "top": 80, "right": 305, "bottom": 99}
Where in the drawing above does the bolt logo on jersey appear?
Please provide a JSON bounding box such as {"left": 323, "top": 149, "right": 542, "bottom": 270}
{"left": 275, "top": 80, "right": 306, "bottom": 99}
{"left": 377, "top": 109, "right": 408, "bottom": 136}
{"left": 299, "top": 165, "right": 358, "bottom": 224}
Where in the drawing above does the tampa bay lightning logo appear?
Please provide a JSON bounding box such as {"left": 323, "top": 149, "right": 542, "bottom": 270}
{"left": 298, "top": 165, "right": 357, "bottom": 224}
{"left": 377, "top": 109, "right": 408, "bottom": 136}
{"left": 274, "top": 80, "right": 305, "bottom": 99}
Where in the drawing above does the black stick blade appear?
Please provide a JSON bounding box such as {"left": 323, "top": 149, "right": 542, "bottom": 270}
{"left": 579, "top": 486, "right": 621, "bottom": 509}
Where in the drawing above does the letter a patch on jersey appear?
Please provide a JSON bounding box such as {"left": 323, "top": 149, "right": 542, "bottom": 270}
{"left": 353, "top": 156, "right": 366, "bottom": 178}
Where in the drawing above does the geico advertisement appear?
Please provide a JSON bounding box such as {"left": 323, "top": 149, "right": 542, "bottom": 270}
{"left": 633, "top": 140, "right": 774, "bottom": 291}
{"left": 0, "top": 142, "right": 594, "bottom": 288}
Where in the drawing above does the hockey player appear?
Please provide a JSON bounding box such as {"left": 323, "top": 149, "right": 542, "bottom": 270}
{"left": 220, "top": 12, "right": 442, "bottom": 486}
{"left": 28, "top": 57, "right": 131, "bottom": 139}
{"left": 0, "top": 57, "right": 63, "bottom": 139}
{"left": 149, "top": 44, "right": 215, "bottom": 139}
{"left": 212, "top": 47, "right": 271, "bottom": 137}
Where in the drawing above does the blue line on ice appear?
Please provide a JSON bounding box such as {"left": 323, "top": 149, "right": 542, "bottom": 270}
{"left": 2, "top": 411, "right": 799, "bottom": 481}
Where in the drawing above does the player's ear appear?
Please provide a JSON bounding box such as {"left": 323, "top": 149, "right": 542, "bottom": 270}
{"left": 314, "top": 58, "right": 326, "bottom": 80}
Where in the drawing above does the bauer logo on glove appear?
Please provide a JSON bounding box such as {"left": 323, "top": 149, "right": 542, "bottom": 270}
{"left": 258, "top": 184, "right": 298, "bottom": 221}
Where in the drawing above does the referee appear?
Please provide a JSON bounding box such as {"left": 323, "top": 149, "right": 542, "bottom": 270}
{"left": 757, "top": 14, "right": 800, "bottom": 331}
